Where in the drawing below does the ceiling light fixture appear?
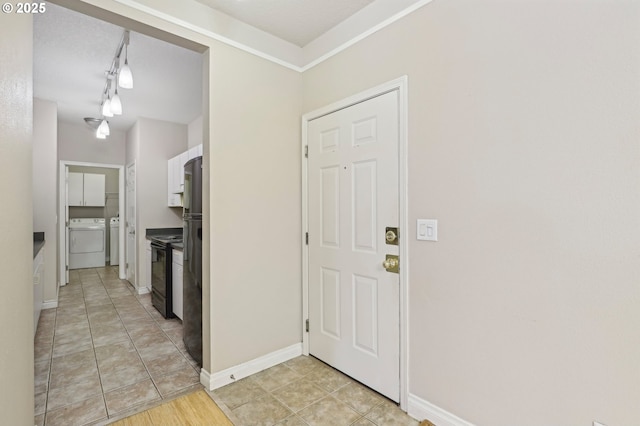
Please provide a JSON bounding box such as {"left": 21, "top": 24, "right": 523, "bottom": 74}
{"left": 110, "top": 86, "right": 122, "bottom": 115}
{"left": 97, "top": 119, "right": 110, "bottom": 138}
{"left": 118, "top": 31, "right": 133, "bottom": 89}
{"left": 88, "top": 29, "right": 133, "bottom": 139}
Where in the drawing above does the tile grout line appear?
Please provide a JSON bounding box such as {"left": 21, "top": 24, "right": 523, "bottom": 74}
{"left": 100, "top": 267, "right": 160, "bottom": 418}
{"left": 91, "top": 269, "right": 118, "bottom": 421}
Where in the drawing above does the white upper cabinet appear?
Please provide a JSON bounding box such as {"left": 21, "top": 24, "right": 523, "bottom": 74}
{"left": 167, "top": 144, "right": 202, "bottom": 207}
{"left": 68, "top": 172, "right": 105, "bottom": 207}
{"left": 68, "top": 172, "right": 84, "bottom": 206}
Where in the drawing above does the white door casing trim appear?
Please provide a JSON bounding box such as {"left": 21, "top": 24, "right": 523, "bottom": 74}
{"left": 301, "top": 76, "right": 409, "bottom": 410}
{"left": 58, "top": 160, "right": 126, "bottom": 286}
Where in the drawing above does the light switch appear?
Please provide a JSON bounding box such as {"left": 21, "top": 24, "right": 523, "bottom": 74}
{"left": 417, "top": 219, "right": 437, "bottom": 241}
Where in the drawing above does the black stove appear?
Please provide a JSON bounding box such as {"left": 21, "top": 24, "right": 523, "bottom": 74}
{"left": 150, "top": 234, "right": 182, "bottom": 318}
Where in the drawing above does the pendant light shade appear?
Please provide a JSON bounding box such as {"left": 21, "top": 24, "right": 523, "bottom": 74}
{"left": 110, "top": 87, "right": 122, "bottom": 115}
{"left": 102, "top": 98, "right": 113, "bottom": 117}
{"left": 97, "top": 119, "right": 110, "bottom": 137}
{"left": 89, "top": 30, "right": 134, "bottom": 139}
{"left": 118, "top": 58, "right": 133, "bottom": 89}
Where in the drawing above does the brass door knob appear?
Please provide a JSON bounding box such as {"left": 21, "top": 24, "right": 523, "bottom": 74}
{"left": 382, "top": 255, "right": 399, "bottom": 273}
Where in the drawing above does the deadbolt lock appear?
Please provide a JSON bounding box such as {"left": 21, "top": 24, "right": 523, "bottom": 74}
{"left": 382, "top": 254, "right": 399, "bottom": 273}
{"left": 385, "top": 227, "right": 399, "bottom": 245}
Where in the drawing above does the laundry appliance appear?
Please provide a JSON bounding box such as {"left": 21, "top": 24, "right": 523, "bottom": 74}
{"left": 69, "top": 218, "right": 106, "bottom": 269}
{"left": 110, "top": 217, "right": 119, "bottom": 266}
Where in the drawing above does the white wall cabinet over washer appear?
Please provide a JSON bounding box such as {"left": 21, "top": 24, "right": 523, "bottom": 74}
{"left": 172, "top": 249, "right": 183, "bottom": 320}
{"left": 68, "top": 172, "right": 106, "bottom": 207}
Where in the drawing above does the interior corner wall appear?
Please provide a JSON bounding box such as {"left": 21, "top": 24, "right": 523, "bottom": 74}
{"left": 188, "top": 116, "right": 203, "bottom": 149}
{"left": 58, "top": 121, "right": 126, "bottom": 165}
{"left": 302, "top": 1, "right": 640, "bottom": 425}
{"left": 208, "top": 40, "right": 303, "bottom": 373}
{"left": 132, "top": 117, "right": 187, "bottom": 289}
{"left": 33, "top": 98, "right": 59, "bottom": 303}
{"left": 0, "top": 12, "right": 35, "bottom": 424}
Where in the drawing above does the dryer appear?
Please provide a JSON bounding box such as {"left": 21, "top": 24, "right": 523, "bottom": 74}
{"left": 109, "top": 217, "right": 119, "bottom": 266}
{"left": 69, "top": 218, "right": 106, "bottom": 269}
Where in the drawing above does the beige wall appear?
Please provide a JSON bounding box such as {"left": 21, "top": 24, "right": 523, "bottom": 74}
{"left": 66, "top": 0, "right": 303, "bottom": 375}
{"left": 127, "top": 117, "right": 187, "bottom": 289}
{"left": 188, "top": 115, "right": 203, "bottom": 149}
{"left": 33, "top": 98, "right": 59, "bottom": 303}
{"left": 209, "top": 41, "right": 303, "bottom": 371}
{"left": 302, "top": 1, "right": 640, "bottom": 425}
{"left": 0, "top": 12, "right": 35, "bottom": 424}
{"left": 58, "top": 120, "right": 126, "bottom": 165}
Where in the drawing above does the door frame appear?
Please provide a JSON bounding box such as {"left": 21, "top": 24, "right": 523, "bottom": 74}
{"left": 58, "top": 160, "right": 126, "bottom": 285}
{"left": 301, "top": 76, "right": 409, "bottom": 409}
{"left": 125, "top": 161, "right": 137, "bottom": 289}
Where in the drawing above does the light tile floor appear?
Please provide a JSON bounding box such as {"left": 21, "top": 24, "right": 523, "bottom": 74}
{"left": 34, "top": 266, "right": 419, "bottom": 426}
{"left": 34, "top": 266, "right": 202, "bottom": 426}
{"left": 211, "top": 357, "right": 420, "bottom": 426}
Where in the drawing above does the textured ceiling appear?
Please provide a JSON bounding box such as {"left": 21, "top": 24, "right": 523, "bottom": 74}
{"left": 193, "top": 0, "right": 375, "bottom": 47}
{"left": 33, "top": 0, "right": 401, "bottom": 134}
{"left": 33, "top": 3, "right": 203, "bottom": 132}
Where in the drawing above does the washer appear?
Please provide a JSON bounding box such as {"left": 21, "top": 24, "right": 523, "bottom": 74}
{"left": 109, "top": 217, "right": 119, "bottom": 266}
{"left": 69, "top": 218, "right": 106, "bottom": 269}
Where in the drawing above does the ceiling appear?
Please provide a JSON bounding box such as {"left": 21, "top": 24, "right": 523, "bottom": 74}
{"left": 193, "top": 0, "right": 375, "bottom": 47}
{"left": 34, "top": 3, "right": 204, "bottom": 132}
{"left": 33, "top": 0, "right": 423, "bottom": 134}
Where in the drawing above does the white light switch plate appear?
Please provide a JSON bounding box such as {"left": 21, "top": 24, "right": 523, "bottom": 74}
{"left": 417, "top": 219, "right": 437, "bottom": 241}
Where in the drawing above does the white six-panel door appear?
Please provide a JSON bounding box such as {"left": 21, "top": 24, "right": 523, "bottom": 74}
{"left": 308, "top": 90, "right": 400, "bottom": 401}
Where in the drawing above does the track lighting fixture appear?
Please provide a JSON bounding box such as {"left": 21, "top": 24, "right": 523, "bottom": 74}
{"left": 102, "top": 96, "right": 113, "bottom": 117}
{"left": 87, "top": 29, "right": 133, "bottom": 139}
{"left": 110, "top": 86, "right": 122, "bottom": 115}
{"left": 118, "top": 33, "right": 133, "bottom": 89}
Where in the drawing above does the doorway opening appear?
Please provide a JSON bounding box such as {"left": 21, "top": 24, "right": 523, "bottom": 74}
{"left": 58, "top": 160, "right": 125, "bottom": 286}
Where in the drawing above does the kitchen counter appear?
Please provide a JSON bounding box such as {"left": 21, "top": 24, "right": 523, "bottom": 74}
{"left": 33, "top": 232, "right": 45, "bottom": 258}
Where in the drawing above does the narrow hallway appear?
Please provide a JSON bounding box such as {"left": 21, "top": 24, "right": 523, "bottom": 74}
{"left": 34, "top": 267, "right": 201, "bottom": 425}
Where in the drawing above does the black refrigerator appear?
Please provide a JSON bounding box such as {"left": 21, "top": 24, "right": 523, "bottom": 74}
{"left": 183, "top": 156, "right": 202, "bottom": 367}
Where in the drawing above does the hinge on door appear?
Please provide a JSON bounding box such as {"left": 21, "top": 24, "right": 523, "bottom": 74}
{"left": 304, "top": 146, "right": 308, "bottom": 158}
{"left": 305, "top": 232, "right": 309, "bottom": 245}
{"left": 305, "top": 319, "right": 309, "bottom": 333}
{"left": 65, "top": 265, "right": 69, "bottom": 271}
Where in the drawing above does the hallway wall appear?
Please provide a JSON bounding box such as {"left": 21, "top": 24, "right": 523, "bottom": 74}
{"left": 302, "top": 1, "right": 640, "bottom": 425}
{"left": 0, "top": 11, "right": 35, "bottom": 425}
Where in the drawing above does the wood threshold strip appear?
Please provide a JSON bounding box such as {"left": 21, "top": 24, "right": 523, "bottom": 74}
{"left": 109, "top": 390, "right": 233, "bottom": 426}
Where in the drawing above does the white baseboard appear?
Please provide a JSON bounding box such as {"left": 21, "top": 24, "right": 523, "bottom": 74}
{"left": 201, "top": 343, "right": 302, "bottom": 391}
{"left": 42, "top": 300, "right": 58, "bottom": 309}
{"left": 408, "top": 393, "right": 475, "bottom": 426}
{"left": 137, "top": 286, "right": 150, "bottom": 295}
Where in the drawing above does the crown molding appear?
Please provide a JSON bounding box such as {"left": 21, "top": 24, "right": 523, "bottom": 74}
{"left": 114, "top": 0, "right": 433, "bottom": 72}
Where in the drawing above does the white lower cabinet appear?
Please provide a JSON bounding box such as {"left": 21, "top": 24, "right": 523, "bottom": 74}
{"left": 145, "top": 240, "right": 152, "bottom": 291}
{"left": 33, "top": 248, "right": 44, "bottom": 337}
{"left": 172, "top": 249, "right": 183, "bottom": 320}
